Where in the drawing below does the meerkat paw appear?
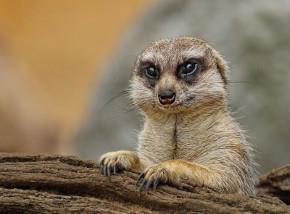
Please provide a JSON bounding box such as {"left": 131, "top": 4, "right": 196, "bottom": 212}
{"left": 136, "top": 163, "right": 178, "bottom": 191}
{"left": 99, "top": 151, "right": 140, "bottom": 176}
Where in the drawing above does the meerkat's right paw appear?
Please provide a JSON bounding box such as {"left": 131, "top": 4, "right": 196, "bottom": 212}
{"left": 99, "top": 151, "right": 140, "bottom": 176}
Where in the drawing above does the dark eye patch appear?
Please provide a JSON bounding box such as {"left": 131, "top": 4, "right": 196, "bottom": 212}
{"left": 139, "top": 61, "right": 160, "bottom": 87}
{"left": 177, "top": 58, "right": 203, "bottom": 84}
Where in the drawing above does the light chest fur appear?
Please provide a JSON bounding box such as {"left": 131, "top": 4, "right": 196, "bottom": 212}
{"left": 137, "top": 108, "right": 243, "bottom": 168}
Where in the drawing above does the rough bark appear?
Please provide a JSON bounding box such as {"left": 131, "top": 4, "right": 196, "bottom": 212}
{"left": 257, "top": 164, "right": 290, "bottom": 205}
{"left": 0, "top": 153, "right": 289, "bottom": 213}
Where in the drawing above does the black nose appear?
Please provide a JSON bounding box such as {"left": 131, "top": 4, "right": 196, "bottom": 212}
{"left": 158, "top": 89, "right": 176, "bottom": 105}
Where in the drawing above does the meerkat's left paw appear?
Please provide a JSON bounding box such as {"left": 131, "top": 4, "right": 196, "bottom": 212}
{"left": 136, "top": 164, "right": 175, "bottom": 191}
{"left": 99, "top": 151, "right": 140, "bottom": 176}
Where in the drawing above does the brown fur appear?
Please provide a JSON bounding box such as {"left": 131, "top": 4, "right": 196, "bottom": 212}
{"left": 100, "top": 37, "right": 257, "bottom": 195}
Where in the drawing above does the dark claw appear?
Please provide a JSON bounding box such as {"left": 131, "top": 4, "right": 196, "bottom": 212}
{"left": 103, "top": 165, "right": 107, "bottom": 176}
{"left": 100, "top": 158, "right": 105, "bottom": 166}
{"left": 136, "top": 172, "right": 145, "bottom": 185}
{"left": 101, "top": 160, "right": 125, "bottom": 176}
{"left": 100, "top": 158, "right": 105, "bottom": 174}
{"left": 145, "top": 179, "right": 153, "bottom": 191}
{"left": 107, "top": 165, "right": 111, "bottom": 176}
{"left": 139, "top": 178, "right": 147, "bottom": 191}
{"left": 101, "top": 165, "right": 104, "bottom": 175}
{"left": 110, "top": 165, "right": 114, "bottom": 175}
{"left": 153, "top": 176, "right": 160, "bottom": 191}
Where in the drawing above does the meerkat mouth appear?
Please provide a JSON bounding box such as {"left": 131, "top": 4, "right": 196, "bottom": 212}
{"left": 158, "top": 101, "right": 184, "bottom": 111}
{"left": 154, "top": 97, "right": 197, "bottom": 113}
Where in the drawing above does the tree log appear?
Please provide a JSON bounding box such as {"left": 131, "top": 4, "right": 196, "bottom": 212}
{"left": 0, "top": 153, "right": 289, "bottom": 213}
{"left": 257, "top": 164, "right": 290, "bottom": 205}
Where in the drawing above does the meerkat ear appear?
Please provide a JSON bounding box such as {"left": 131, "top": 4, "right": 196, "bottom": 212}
{"left": 212, "top": 50, "right": 229, "bottom": 85}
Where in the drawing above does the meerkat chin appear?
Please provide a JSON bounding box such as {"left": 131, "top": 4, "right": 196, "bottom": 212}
{"left": 100, "top": 37, "right": 257, "bottom": 196}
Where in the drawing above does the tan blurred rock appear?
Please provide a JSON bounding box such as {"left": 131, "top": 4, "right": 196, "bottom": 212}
{"left": 0, "top": 1, "right": 149, "bottom": 154}
{"left": 0, "top": 40, "right": 59, "bottom": 153}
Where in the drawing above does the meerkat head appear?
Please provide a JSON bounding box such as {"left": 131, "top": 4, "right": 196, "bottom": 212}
{"left": 130, "top": 37, "right": 229, "bottom": 115}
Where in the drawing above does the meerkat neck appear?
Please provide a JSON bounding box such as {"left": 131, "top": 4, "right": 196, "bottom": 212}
{"left": 142, "top": 103, "right": 231, "bottom": 144}
{"left": 144, "top": 100, "right": 229, "bottom": 124}
{"left": 139, "top": 103, "right": 233, "bottom": 165}
{"left": 181, "top": 102, "right": 228, "bottom": 121}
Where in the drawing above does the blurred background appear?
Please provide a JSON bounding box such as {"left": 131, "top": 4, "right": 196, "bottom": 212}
{"left": 0, "top": 0, "right": 289, "bottom": 173}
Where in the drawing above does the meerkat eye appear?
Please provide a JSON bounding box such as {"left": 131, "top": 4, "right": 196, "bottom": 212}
{"left": 177, "top": 59, "right": 201, "bottom": 79}
{"left": 144, "top": 65, "right": 159, "bottom": 79}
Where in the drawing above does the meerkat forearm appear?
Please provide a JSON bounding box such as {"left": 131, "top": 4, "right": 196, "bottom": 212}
{"left": 149, "top": 160, "right": 240, "bottom": 192}
{"left": 158, "top": 159, "right": 218, "bottom": 185}
{"left": 136, "top": 159, "right": 239, "bottom": 192}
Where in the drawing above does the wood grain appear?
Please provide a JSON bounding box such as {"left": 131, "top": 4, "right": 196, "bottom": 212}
{"left": 0, "top": 153, "right": 289, "bottom": 213}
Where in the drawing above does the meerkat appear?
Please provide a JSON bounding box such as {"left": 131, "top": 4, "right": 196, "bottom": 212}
{"left": 99, "top": 37, "right": 257, "bottom": 195}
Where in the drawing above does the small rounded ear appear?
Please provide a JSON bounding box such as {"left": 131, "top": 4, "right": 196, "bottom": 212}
{"left": 212, "top": 49, "right": 229, "bottom": 85}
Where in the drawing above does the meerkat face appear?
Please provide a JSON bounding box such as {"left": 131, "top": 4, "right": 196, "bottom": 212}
{"left": 130, "top": 37, "right": 228, "bottom": 115}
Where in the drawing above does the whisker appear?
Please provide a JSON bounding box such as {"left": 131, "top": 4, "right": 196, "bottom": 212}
{"left": 98, "top": 88, "right": 129, "bottom": 113}
{"left": 96, "top": 79, "right": 249, "bottom": 114}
